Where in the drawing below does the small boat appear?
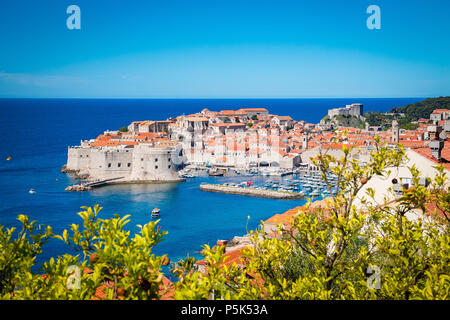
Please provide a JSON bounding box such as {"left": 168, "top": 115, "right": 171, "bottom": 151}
{"left": 151, "top": 208, "right": 160, "bottom": 218}
{"left": 209, "top": 169, "right": 224, "bottom": 177}
{"left": 6, "top": 156, "right": 11, "bottom": 161}
{"left": 29, "top": 188, "right": 36, "bottom": 194}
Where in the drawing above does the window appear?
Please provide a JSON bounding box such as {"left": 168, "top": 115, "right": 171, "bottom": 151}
{"left": 155, "top": 165, "right": 158, "bottom": 169}
{"left": 118, "top": 163, "right": 121, "bottom": 167}
{"left": 80, "top": 155, "right": 83, "bottom": 158}
{"left": 168, "top": 165, "right": 171, "bottom": 169}
{"left": 127, "top": 163, "right": 131, "bottom": 167}
{"left": 108, "top": 163, "right": 111, "bottom": 168}
{"left": 168, "top": 158, "right": 171, "bottom": 162}
{"left": 141, "top": 158, "right": 144, "bottom": 161}
{"left": 155, "top": 158, "right": 158, "bottom": 162}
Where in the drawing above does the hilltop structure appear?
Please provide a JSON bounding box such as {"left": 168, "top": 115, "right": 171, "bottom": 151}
{"left": 327, "top": 103, "right": 363, "bottom": 118}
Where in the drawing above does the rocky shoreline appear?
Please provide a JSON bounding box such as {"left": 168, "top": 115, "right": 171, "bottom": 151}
{"left": 65, "top": 184, "right": 92, "bottom": 192}
{"left": 60, "top": 164, "right": 90, "bottom": 179}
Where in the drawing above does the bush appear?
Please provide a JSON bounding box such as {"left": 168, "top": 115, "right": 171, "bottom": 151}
{"left": 174, "top": 136, "right": 450, "bottom": 300}
{"left": 0, "top": 205, "right": 169, "bottom": 299}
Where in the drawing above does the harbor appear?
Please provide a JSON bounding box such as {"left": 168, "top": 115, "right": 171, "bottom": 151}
{"left": 186, "top": 165, "right": 338, "bottom": 199}
{"left": 64, "top": 162, "right": 338, "bottom": 199}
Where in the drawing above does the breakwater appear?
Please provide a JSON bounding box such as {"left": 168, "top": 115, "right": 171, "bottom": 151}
{"left": 200, "top": 184, "right": 305, "bottom": 199}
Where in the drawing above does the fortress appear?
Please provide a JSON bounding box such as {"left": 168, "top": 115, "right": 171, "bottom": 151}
{"left": 64, "top": 142, "right": 185, "bottom": 183}
{"left": 327, "top": 103, "right": 363, "bottom": 118}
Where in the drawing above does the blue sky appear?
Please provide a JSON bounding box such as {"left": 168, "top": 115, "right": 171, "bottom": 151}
{"left": 0, "top": 0, "right": 449, "bottom": 98}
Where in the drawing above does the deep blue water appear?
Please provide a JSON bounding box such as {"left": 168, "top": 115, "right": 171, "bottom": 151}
{"left": 0, "top": 98, "right": 422, "bottom": 276}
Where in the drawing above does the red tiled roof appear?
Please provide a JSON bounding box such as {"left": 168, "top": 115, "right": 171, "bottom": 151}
{"left": 412, "top": 140, "right": 450, "bottom": 171}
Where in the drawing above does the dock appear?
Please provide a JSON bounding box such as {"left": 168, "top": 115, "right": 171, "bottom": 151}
{"left": 65, "top": 176, "right": 125, "bottom": 192}
{"left": 200, "top": 184, "right": 305, "bottom": 200}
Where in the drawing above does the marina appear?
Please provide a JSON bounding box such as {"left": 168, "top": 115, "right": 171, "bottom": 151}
{"left": 182, "top": 165, "right": 339, "bottom": 199}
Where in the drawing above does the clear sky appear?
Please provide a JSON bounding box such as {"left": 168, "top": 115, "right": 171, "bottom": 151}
{"left": 0, "top": 0, "right": 449, "bottom": 98}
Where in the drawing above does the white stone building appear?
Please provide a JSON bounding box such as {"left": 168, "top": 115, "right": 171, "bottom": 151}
{"left": 66, "top": 143, "right": 184, "bottom": 182}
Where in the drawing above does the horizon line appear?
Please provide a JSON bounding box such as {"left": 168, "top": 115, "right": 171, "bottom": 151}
{"left": 0, "top": 96, "right": 434, "bottom": 100}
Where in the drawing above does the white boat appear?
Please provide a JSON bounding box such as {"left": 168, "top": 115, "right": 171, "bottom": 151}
{"left": 29, "top": 188, "right": 36, "bottom": 194}
{"left": 151, "top": 208, "right": 160, "bottom": 218}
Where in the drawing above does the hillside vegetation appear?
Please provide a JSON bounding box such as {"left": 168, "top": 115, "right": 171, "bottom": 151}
{"left": 391, "top": 96, "right": 450, "bottom": 120}
{"left": 366, "top": 96, "right": 450, "bottom": 130}
{"left": 322, "top": 114, "right": 365, "bottom": 129}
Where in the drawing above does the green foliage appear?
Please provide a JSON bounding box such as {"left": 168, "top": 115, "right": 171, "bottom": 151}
{"left": 174, "top": 136, "right": 450, "bottom": 300}
{"left": 364, "top": 96, "right": 449, "bottom": 130}
{"left": 0, "top": 215, "right": 53, "bottom": 297}
{"left": 391, "top": 96, "right": 450, "bottom": 122}
{"left": 398, "top": 118, "right": 419, "bottom": 130}
{"left": 330, "top": 114, "right": 365, "bottom": 129}
{"left": 1, "top": 205, "right": 168, "bottom": 299}
{"left": 364, "top": 112, "right": 393, "bottom": 130}
{"left": 321, "top": 115, "right": 330, "bottom": 123}
{"left": 118, "top": 126, "right": 128, "bottom": 132}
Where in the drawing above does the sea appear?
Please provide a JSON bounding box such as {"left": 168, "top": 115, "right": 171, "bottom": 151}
{"left": 0, "top": 98, "right": 422, "bottom": 276}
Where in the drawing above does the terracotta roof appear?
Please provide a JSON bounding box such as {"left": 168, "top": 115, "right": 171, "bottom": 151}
{"left": 187, "top": 116, "right": 209, "bottom": 121}
{"left": 238, "top": 108, "right": 269, "bottom": 112}
{"left": 412, "top": 140, "right": 450, "bottom": 171}
{"left": 218, "top": 110, "right": 246, "bottom": 116}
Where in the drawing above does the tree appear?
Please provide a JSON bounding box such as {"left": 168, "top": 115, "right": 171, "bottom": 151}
{"left": 1, "top": 205, "right": 169, "bottom": 299}
{"left": 174, "top": 135, "right": 450, "bottom": 299}
{"left": 119, "top": 126, "right": 128, "bottom": 132}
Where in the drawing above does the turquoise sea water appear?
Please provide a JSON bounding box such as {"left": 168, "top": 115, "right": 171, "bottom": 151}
{"left": 0, "top": 98, "right": 422, "bottom": 275}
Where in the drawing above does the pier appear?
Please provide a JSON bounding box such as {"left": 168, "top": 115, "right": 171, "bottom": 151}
{"left": 200, "top": 183, "right": 305, "bottom": 200}
{"left": 65, "top": 176, "right": 125, "bottom": 191}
